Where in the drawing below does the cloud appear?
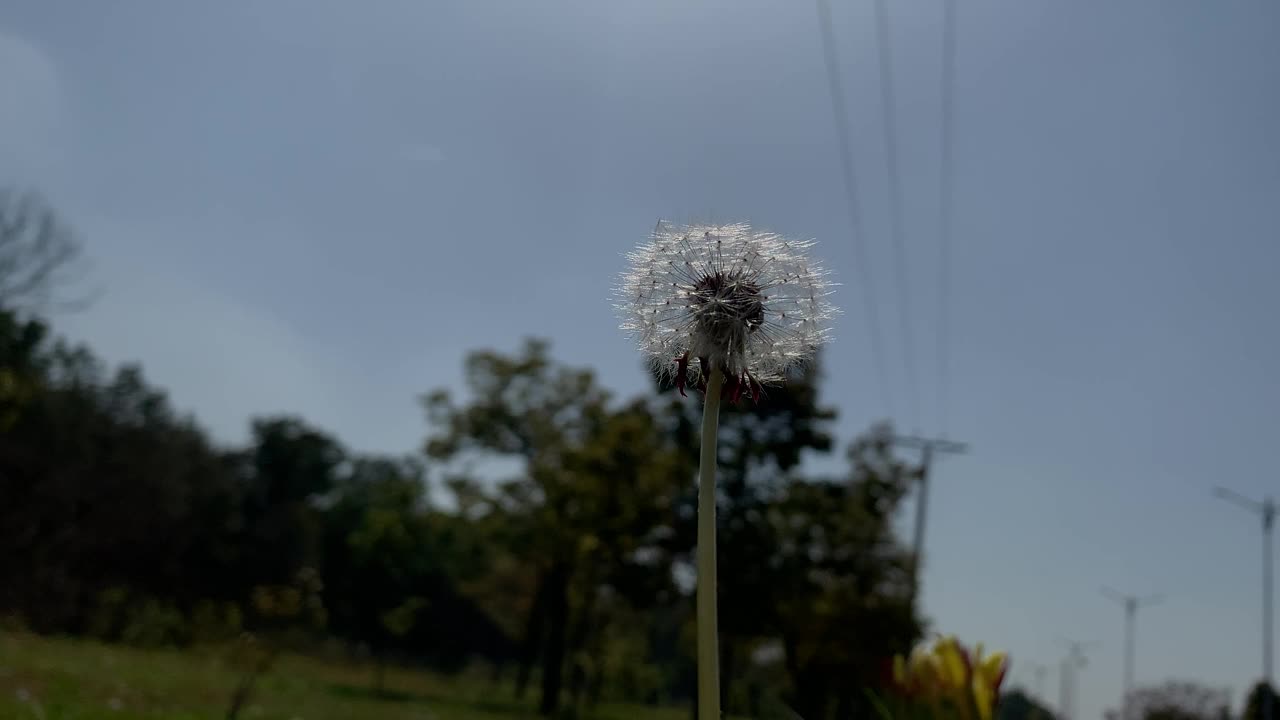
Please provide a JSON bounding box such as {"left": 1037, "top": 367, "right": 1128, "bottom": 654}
{"left": 0, "top": 29, "right": 64, "bottom": 179}
{"left": 47, "top": 213, "right": 455, "bottom": 457}
{"left": 401, "top": 142, "right": 443, "bottom": 165}
{"left": 53, "top": 234, "right": 350, "bottom": 449}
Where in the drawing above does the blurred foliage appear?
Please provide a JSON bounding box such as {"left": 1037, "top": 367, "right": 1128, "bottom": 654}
{"left": 1243, "top": 682, "right": 1279, "bottom": 720}
{"left": 424, "top": 339, "right": 693, "bottom": 715}
{"left": 996, "top": 691, "right": 1056, "bottom": 720}
{"left": 1106, "top": 681, "right": 1232, "bottom": 720}
{"left": 0, "top": 196, "right": 943, "bottom": 719}
{"left": 0, "top": 307, "right": 930, "bottom": 718}
{"left": 227, "top": 567, "right": 330, "bottom": 719}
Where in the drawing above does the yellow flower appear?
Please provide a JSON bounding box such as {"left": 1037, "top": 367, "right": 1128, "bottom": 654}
{"left": 934, "top": 636, "right": 970, "bottom": 692}
{"left": 892, "top": 654, "right": 909, "bottom": 687}
{"left": 970, "top": 644, "right": 1009, "bottom": 720}
{"left": 890, "top": 636, "right": 1009, "bottom": 720}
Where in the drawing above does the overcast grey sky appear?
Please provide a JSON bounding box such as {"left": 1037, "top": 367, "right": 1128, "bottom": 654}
{"left": 3, "top": 2, "right": 1279, "bottom": 718}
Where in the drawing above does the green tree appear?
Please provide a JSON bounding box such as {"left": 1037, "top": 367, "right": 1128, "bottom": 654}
{"left": 436, "top": 475, "right": 535, "bottom": 680}
{"left": 321, "top": 454, "right": 514, "bottom": 682}
{"left": 560, "top": 398, "right": 688, "bottom": 714}
{"left": 769, "top": 422, "right": 922, "bottom": 720}
{"left": 322, "top": 455, "right": 433, "bottom": 689}
{"left": 652, "top": 361, "right": 920, "bottom": 719}
{"left": 0, "top": 311, "right": 241, "bottom": 634}
{"left": 234, "top": 416, "right": 344, "bottom": 591}
{"left": 425, "top": 339, "right": 686, "bottom": 716}
{"left": 1243, "top": 682, "right": 1279, "bottom": 720}
{"left": 655, "top": 359, "right": 837, "bottom": 715}
{"left": 998, "top": 690, "right": 1057, "bottom": 720}
{"left": 226, "top": 567, "right": 328, "bottom": 720}
{"left": 424, "top": 339, "right": 603, "bottom": 714}
{"left": 0, "top": 310, "right": 46, "bottom": 429}
{"left": 1107, "top": 681, "right": 1232, "bottom": 720}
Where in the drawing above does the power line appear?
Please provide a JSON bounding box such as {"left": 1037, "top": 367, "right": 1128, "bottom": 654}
{"left": 873, "top": 0, "right": 920, "bottom": 431}
{"left": 816, "top": 0, "right": 894, "bottom": 419}
{"left": 936, "top": 0, "right": 958, "bottom": 435}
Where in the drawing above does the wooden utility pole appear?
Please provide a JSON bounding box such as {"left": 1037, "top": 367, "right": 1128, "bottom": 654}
{"left": 893, "top": 435, "right": 968, "bottom": 600}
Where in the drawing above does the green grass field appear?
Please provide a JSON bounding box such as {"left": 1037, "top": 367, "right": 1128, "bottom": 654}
{"left": 0, "top": 632, "right": 691, "bottom": 720}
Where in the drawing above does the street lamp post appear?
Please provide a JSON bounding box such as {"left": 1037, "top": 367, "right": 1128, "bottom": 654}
{"left": 1214, "top": 487, "right": 1275, "bottom": 720}
{"left": 1100, "top": 587, "right": 1163, "bottom": 720}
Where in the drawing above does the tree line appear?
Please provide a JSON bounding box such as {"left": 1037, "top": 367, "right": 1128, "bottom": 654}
{"left": 0, "top": 191, "right": 922, "bottom": 719}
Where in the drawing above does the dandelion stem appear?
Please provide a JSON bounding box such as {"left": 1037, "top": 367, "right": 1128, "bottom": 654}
{"left": 697, "top": 366, "right": 724, "bottom": 720}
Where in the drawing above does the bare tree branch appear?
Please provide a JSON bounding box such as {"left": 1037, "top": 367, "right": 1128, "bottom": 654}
{"left": 0, "top": 188, "right": 94, "bottom": 315}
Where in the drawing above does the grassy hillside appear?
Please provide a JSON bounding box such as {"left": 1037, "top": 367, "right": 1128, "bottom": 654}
{"left": 0, "top": 632, "right": 692, "bottom": 720}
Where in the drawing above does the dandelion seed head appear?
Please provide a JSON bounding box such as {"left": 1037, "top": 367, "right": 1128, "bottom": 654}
{"left": 616, "top": 221, "right": 837, "bottom": 395}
